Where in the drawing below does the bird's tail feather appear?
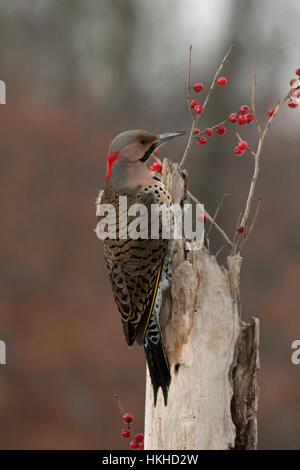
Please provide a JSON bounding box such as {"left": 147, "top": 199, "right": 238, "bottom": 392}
{"left": 144, "top": 336, "right": 171, "bottom": 406}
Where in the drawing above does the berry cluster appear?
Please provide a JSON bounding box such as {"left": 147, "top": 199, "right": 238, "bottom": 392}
{"left": 193, "top": 124, "right": 227, "bottom": 145}
{"left": 268, "top": 69, "right": 300, "bottom": 114}
{"left": 288, "top": 68, "right": 300, "bottom": 109}
{"left": 229, "top": 105, "right": 255, "bottom": 126}
{"left": 190, "top": 77, "right": 228, "bottom": 117}
{"left": 234, "top": 140, "right": 248, "bottom": 156}
{"left": 190, "top": 99, "right": 203, "bottom": 115}
{"left": 120, "top": 413, "right": 144, "bottom": 450}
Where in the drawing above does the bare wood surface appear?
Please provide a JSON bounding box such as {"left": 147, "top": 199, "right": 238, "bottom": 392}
{"left": 231, "top": 317, "right": 260, "bottom": 450}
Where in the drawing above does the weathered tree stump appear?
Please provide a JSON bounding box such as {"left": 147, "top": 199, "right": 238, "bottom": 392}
{"left": 144, "top": 160, "right": 259, "bottom": 450}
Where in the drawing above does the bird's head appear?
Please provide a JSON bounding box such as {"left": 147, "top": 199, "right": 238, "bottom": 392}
{"left": 106, "top": 129, "right": 185, "bottom": 183}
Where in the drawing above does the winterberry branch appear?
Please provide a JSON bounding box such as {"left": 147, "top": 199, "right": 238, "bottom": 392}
{"left": 115, "top": 395, "right": 144, "bottom": 450}
{"left": 234, "top": 88, "right": 292, "bottom": 254}
{"left": 202, "top": 44, "right": 234, "bottom": 112}
{"left": 180, "top": 44, "right": 234, "bottom": 169}
{"left": 179, "top": 45, "right": 299, "bottom": 257}
{"left": 192, "top": 119, "right": 227, "bottom": 138}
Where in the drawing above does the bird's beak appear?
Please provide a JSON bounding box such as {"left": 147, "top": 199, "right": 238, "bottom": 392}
{"left": 155, "top": 131, "right": 186, "bottom": 147}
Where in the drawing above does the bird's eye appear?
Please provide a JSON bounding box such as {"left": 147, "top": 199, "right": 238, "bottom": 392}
{"left": 140, "top": 138, "right": 147, "bottom": 145}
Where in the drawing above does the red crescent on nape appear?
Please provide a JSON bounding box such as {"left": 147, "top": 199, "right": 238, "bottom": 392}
{"left": 106, "top": 151, "right": 120, "bottom": 181}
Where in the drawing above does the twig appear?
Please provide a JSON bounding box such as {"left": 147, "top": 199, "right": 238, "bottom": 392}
{"left": 206, "top": 193, "right": 230, "bottom": 240}
{"left": 186, "top": 44, "right": 194, "bottom": 120}
{"left": 231, "top": 212, "right": 242, "bottom": 256}
{"left": 239, "top": 198, "right": 262, "bottom": 252}
{"left": 180, "top": 44, "right": 196, "bottom": 169}
{"left": 193, "top": 119, "right": 227, "bottom": 138}
{"left": 251, "top": 65, "right": 262, "bottom": 137}
{"left": 180, "top": 44, "right": 234, "bottom": 169}
{"left": 187, "top": 190, "right": 233, "bottom": 247}
{"left": 215, "top": 245, "right": 224, "bottom": 260}
{"left": 239, "top": 89, "right": 290, "bottom": 233}
{"left": 202, "top": 44, "right": 234, "bottom": 112}
{"left": 114, "top": 394, "right": 124, "bottom": 415}
{"left": 235, "top": 132, "right": 256, "bottom": 158}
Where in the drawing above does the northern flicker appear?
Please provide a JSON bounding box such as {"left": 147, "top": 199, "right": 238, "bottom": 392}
{"left": 96, "top": 129, "right": 185, "bottom": 405}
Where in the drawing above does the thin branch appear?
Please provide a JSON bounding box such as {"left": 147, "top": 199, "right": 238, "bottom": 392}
{"left": 251, "top": 64, "right": 262, "bottom": 137}
{"left": 180, "top": 44, "right": 234, "bottom": 169}
{"left": 186, "top": 44, "right": 194, "bottom": 120}
{"left": 215, "top": 245, "right": 225, "bottom": 260}
{"left": 180, "top": 124, "right": 196, "bottom": 170}
{"left": 114, "top": 394, "right": 124, "bottom": 415}
{"left": 187, "top": 190, "right": 233, "bottom": 247}
{"left": 206, "top": 193, "right": 230, "bottom": 240}
{"left": 231, "top": 212, "right": 242, "bottom": 256}
{"left": 202, "top": 44, "right": 235, "bottom": 112}
{"left": 193, "top": 119, "right": 227, "bottom": 138}
{"left": 239, "top": 89, "right": 290, "bottom": 232}
{"left": 235, "top": 132, "right": 256, "bottom": 158}
{"left": 239, "top": 198, "right": 262, "bottom": 252}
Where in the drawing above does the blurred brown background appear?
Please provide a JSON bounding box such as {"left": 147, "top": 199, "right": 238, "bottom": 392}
{"left": 0, "top": 0, "right": 299, "bottom": 450}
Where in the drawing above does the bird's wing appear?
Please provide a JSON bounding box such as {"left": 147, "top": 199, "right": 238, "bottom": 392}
{"left": 100, "top": 182, "right": 170, "bottom": 345}
{"left": 104, "top": 237, "right": 167, "bottom": 346}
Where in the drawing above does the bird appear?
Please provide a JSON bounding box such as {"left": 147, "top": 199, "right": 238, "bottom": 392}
{"left": 96, "top": 129, "right": 185, "bottom": 406}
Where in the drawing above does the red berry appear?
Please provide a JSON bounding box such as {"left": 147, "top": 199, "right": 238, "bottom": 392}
{"left": 290, "top": 78, "right": 297, "bottom": 87}
{"left": 238, "top": 115, "right": 247, "bottom": 125}
{"left": 138, "top": 442, "right": 144, "bottom": 450}
{"left": 296, "top": 67, "right": 300, "bottom": 76}
{"left": 217, "top": 76, "right": 228, "bottom": 86}
{"left": 129, "top": 440, "right": 138, "bottom": 450}
{"left": 197, "top": 136, "right": 206, "bottom": 145}
{"left": 216, "top": 125, "right": 226, "bottom": 136}
{"left": 121, "top": 429, "right": 131, "bottom": 439}
{"left": 193, "top": 82, "right": 204, "bottom": 93}
{"left": 190, "top": 99, "right": 199, "bottom": 108}
{"left": 204, "top": 128, "right": 213, "bottom": 137}
{"left": 153, "top": 147, "right": 159, "bottom": 156}
{"left": 149, "top": 162, "right": 162, "bottom": 174}
{"left": 234, "top": 146, "right": 243, "bottom": 156}
{"left": 237, "top": 226, "right": 245, "bottom": 234}
{"left": 123, "top": 413, "right": 134, "bottom": 424}
{"left": 229, "top": 112, "right": 238, "bottom": 123}
{"left": 291, "top": 87, "right": 300, "bottom": 99}
{"left": 288, "top": 98, "right": 299, "bottom": 108}
{"left": 245, "top": 113, "right": 255, "bottom": 123}
{"left": 134, "top": 433, "right": 144, "bottom": 443}
{"left": 240, "top": 105, "right": 250, "bottom": 115}
{"left": 194, "top": 104, "right": 203, "bottom": 115}
{"left": 238, "top": 141, "right": 248, "bottom": 151}
{"left": 268, "top": 108, "right": 275, "bottom": 117}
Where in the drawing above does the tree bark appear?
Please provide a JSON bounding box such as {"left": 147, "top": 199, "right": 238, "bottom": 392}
{"left": 144, "top": 159, "right": 259, "bottom": 450}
